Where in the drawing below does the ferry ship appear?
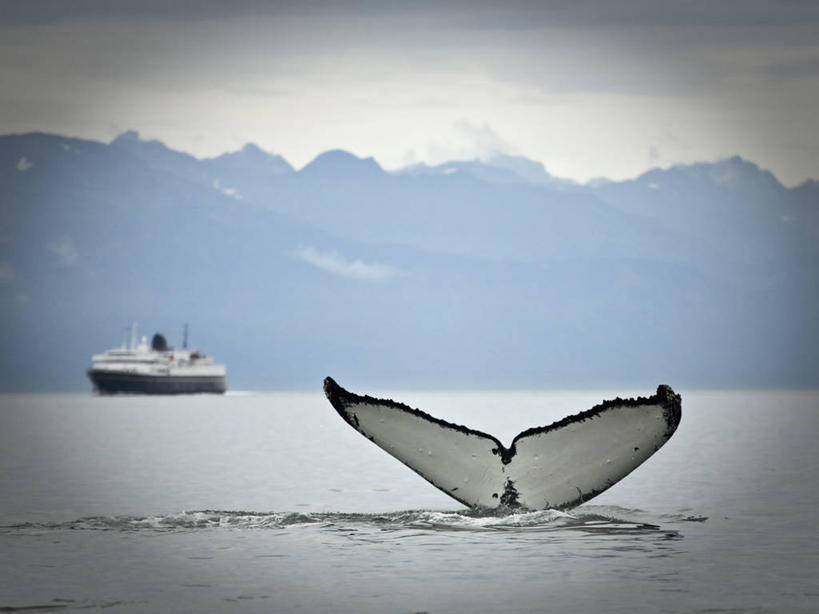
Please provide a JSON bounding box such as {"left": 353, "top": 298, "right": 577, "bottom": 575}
{"left": 87, "top": 324, "right": 227, "bottom": 394}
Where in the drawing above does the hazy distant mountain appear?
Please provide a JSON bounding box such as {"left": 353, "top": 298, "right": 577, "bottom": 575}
{"left": 396, "top": 159, "right": 531, "bottom": 184}
{"left": 110, "top": 130, "right": 294, "bottom": 203}
{"left": 203, "top": 143, "right": 294, "bottom": 200}
{"left": 110, "top": 129, "right": 211, "bottom": 185}
{"left": 789, "top": 179, "right": 819, "bottom": 238}
{"left": 792, "top": 178, "right": 819, "bottom": 203}
{"left": 300, "top": 149, "right": 384, "bottom": 181}
{"left": 486, "top": 154, "right": 578, "bottom": 188}
{"left": 207, "top": 143, "right": 294, "bottom": 177}
{"left": 1, "top": 131, "right": 816, "bottom": 391}
{"left": 395, "top": 154, "right": 575, "bottom": 188}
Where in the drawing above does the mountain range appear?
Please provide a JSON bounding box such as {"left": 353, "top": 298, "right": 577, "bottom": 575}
{"left": 1, "top": 130, "right": 816, "bottom": 391}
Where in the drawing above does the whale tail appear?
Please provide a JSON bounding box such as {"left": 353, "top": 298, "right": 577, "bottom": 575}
{"left": 324, "top": 377, "right": 681, "bottom": 511}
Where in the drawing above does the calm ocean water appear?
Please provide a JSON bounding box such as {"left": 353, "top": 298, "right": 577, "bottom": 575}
{"left": 1, "top": 389, "right": 818, "bottom": 613}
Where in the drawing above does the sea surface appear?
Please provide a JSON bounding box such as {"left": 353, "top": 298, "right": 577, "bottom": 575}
{"left": 1, "top": 389, "right": 817, "bottom": 613}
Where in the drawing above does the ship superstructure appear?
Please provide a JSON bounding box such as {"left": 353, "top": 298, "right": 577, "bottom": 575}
{"left": 87, "top": 324, "right": 227, "bottom": 394}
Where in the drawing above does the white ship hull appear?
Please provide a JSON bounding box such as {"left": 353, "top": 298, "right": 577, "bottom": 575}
{"left": 88, "top": 326, "right": 227, "bottom": 395}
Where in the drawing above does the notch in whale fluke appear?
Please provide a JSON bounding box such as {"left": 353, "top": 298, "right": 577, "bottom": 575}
{"left": 324, "top": 377, "right": 681, "bottom": 511}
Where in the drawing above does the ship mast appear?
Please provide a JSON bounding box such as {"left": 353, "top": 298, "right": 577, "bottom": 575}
{"left": 183, "top": 323, "right": 188, "bottom": 349}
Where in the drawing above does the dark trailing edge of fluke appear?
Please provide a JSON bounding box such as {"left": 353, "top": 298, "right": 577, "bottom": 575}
{"left": 325, "top": 377, "right": 681, "bottom": 464}
{"left": 324, "top": 376, "right": 506, "bottom": 450}
{"left": 323, "top": 377, "right": 682, "bottom": 510}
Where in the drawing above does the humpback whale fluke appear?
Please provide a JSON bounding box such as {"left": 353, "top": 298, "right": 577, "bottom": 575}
{"left": 324, "top": 377, "right": 681, "bottom": 511}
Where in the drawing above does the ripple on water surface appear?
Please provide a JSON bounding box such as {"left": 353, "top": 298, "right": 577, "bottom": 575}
{"left": 2, "top": 505, "right": 701, "bottom": 537}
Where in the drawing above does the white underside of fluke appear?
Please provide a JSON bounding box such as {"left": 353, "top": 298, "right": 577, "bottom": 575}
{"left": 324, "top": 378, "right": 682, "bottom": 510}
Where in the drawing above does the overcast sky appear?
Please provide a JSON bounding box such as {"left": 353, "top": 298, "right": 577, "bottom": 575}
{"left": 1, "top": 1, "right": 818, "bottom": 185}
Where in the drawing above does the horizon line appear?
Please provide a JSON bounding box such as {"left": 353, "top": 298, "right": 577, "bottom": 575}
{"left": 3, "top": 128, "right": 815, "bottom": 188}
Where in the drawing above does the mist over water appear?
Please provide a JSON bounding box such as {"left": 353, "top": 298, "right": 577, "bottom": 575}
{"left": 1, "top": 390, "right": 817, "bottom": 612}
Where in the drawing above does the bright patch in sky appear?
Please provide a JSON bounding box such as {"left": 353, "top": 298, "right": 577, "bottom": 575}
{"left": 46, "top": 236, "right": 78, "bottom": 266}
{"left": 295, "top": 247, "right": 400, "bottom": 281}
{"left": 16, "top": 156, "right": 32, "bottom": 171}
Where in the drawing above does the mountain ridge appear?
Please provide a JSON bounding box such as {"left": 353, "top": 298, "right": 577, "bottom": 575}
{"left": 7, "top": 129, "right": 812, "bottom": 189}
{"left": 1, "top": 130, "right": 815, "bottom": 391}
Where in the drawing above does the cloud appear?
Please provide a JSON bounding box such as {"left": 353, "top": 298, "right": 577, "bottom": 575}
{"left": 425, "top": 120, "right": 515, "bottom": 164}
{"left": 295, "top": 247, "right": 400, "bottom": 281}
{"left": 453, "top": 120, "right": 514, "bottom": 160}
{"left": 46, "top": 236, "right": 78, "bottom": 266}
{"left": 1, "top": 1, "right": 818, "bottom": 185}
{"left": 4, "top": 2, "right": 819, "bottom": 28}
{"left": 211, "top": 179, "right": 242, "bottom": 200}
